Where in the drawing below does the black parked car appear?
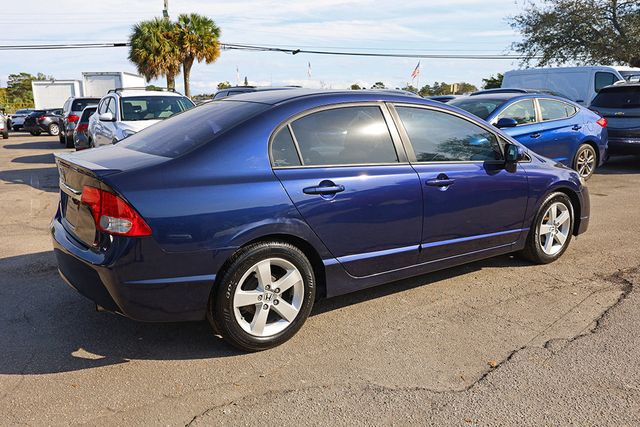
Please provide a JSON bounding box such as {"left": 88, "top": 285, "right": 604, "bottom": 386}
{"left": 22, "top": 109, "right": 63, "bottom": 136}
{"left": 590, "top": 83, "right": 640, "bottom": 155}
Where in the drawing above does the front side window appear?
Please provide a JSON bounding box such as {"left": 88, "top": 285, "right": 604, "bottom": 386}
{"left": 120, "top": 96, "right": 195, "bottom": 121}
{"left": 106, "top": 98, "right": 116, "bottom": 117}
{"left": 495, "top": 99, "right": 537, "bottom": 125}
{"left": 98, "top": 99, "right": 108, "bottom": 114}
{"left": 396, "top": 106, "right": 503, "bottom": 162}
{"left": 595, "top": 72, "right": 618, "bottom": 92}
{"left": 538, "top": 99, "right": 575, "bottom": 121}
{"left": 290, "top": 106, "right": 398, "bottom": 166}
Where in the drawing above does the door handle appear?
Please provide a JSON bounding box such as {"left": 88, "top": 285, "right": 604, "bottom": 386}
{"left": 530, "top": 133, "right": 541, "bottom": 139}
{"left": 303, "top": 183, "right": 345, "bottom": 195}
{"left": 572, "top": 125, "right": 582, "bottom": 131}
{"left": 426, "top": 177, "right": 455, "bottom": 187}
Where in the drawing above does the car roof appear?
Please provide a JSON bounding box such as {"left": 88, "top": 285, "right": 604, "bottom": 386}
{"left": 112, "top": 90, "right": 186, "bottom": 98}
{"left": 216, "top": 88, "right": 425, "bottom": 106}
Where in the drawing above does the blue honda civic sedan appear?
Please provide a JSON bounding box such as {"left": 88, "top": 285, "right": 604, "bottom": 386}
{"left": 448, "top": 91, "right": 608, "bottom": 179}
{"left": 52, "top": 89, "right": 590, "bottom": 351}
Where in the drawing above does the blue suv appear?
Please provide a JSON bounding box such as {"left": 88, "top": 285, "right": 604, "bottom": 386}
{"left": 449, "top": 90, "right": 608, "bottom": 179}
{"left": 52, "top": 90, "right": 590, "bottom": 351}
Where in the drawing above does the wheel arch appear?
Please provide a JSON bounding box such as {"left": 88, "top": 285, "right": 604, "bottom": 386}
{"left": 577, "top": 139, "right": 601, "bottom": 165}
{"left": 548, "top": 186, "right": 582, "bottom": 236}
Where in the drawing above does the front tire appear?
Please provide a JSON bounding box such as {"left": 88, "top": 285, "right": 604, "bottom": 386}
{"left": 209, "top": 241, "right": 315, "bottom": 352}
{"left": 574, "top": 144, "right": 597, "bottom": 180}
{"left": 521, "top": 192, "right": 574, "bottom": 264}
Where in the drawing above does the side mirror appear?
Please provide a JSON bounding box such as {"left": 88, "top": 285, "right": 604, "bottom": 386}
{"left": 505, "top": 144, "right": 526, "bottom": 164}
{"left": 99, "top": 112, "right": 115, "bottom": 122}
{"left": 495, "top": 117, "right": 518, "bottom": 128}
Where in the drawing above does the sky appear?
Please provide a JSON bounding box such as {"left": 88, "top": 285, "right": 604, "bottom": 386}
{"left": 0, "top": 0, "right": 532, "bottom": 94}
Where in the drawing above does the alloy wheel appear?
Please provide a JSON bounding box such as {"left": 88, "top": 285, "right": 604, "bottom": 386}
{"left": 49, "top": 124, "right": 60, "bottom": 136}
{"left": 539, "top": 202, "right": 571, "bottom": 256}
{"left": 233, "top": 257, "right": 304, "bottom": 337}
{"left": 576, "top": 146, "right": 595, "bottom": 178}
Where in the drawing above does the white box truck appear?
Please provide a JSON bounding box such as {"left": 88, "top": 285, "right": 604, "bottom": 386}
{"left": 32, "top": 80, "right": 83, "bottom": 109}
{"left": 82, "top": 72, "right": 147, "bottom": 97}
{"left": 502, "top": 66, "right": 640, "bottom": 106}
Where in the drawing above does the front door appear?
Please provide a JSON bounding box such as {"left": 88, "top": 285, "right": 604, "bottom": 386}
{"left": 392, "top": 105, "right": 529, "bottom": 263}
{"left": 272, "top": 104, "right": 423, "bottom": 277}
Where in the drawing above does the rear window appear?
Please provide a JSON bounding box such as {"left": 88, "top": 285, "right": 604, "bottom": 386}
{"left": 118, "top": 100, "right": 269, "bottom": 158}
{"left": 72, "top": 99, "right": 100, "bottom": 111}
{"left": 448, "top": 98, "right": 507, "bottom": 120}
{"left": 80, "top": 107, "right": 97, "bottom": 122}
{"left": 591, "top": 86, "right": 640, "bottom": 109}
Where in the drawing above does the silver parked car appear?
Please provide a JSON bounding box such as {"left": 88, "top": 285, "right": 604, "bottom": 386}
{"left": 9, "top": 109, "right": 33, "bottom": 131}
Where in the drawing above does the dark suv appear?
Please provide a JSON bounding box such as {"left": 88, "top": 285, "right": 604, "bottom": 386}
{"left": 590, "top": 84, "right": 640, "bottom": 155}
{"left": 22, "top": 109, "right": 63, "bottom": 136}
{"left": 60, "top": 97, "right": 100, "bottom": 147}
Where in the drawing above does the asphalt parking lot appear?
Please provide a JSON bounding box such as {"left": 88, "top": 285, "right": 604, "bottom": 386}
{"left": 1, "top": 134, "right": 639, "bottom": 426}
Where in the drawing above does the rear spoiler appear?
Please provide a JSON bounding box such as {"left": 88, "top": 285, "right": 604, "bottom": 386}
{"left": 54, "top": 152, "right": 122, "bottom": 178}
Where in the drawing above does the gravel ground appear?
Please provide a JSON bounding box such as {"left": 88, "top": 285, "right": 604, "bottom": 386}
{"left": 0, "top": 134, "right": 638, "bottom": 425}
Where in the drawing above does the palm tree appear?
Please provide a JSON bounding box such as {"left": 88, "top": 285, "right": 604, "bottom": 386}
{"left": 129, "top": 18, "right": 181, "bottom": 90}
{"left": 175, "top": 13, "right": 221, "bottom": 97}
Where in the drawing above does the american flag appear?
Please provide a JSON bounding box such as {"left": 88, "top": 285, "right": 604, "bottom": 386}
{"left": 411, "top": 61, "right": 421, "bottom": 79}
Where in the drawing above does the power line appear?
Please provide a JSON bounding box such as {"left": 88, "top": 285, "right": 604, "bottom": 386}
{"left": 0, "top": 41, "right": 536, "bottom": 60}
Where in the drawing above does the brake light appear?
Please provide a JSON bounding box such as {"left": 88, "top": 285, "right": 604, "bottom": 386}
{"left": 80, "top": 186, "right": 152, "bottom": 236}
{"left": 68, "top": 114, "right": 80, "bottom": 123}
{"left": 37, "top": 115, "right": 45, "bottom": 121}
{"left": 596, "top": 117, "right": 607, "bottom": 127}
{"left": 76, "top": 123, "right": 88, "bottom": 132}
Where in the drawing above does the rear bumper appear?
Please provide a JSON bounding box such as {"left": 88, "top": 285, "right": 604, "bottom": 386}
{"left": 51, "top": 210, "right": 221, "bottom": 322}
{"left": 608, "top": 137, "right": 640, "bottom": 155}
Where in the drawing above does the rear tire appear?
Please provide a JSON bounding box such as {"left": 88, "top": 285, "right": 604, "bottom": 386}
{"left": 48, "top": 123, "right": 60, "bottom": 136}
{"left": 573, "top": 144, "right": 597, "bottom": 180}
{"left": 59, "top": 131, "right": 66, "bottom": 144}
{"left": 30, "top": 130, "right": 41, "bottom": 136}
{"left": 520, "top": 192, "right": 574, "bottom": 264}
{"left": 209, "top": 241, "right": 315, "bottom": 352}
{"left": 2, "top": 130, "right": 8, "bottom": 139}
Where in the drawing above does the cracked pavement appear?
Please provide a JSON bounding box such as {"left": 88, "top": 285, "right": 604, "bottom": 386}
{"left": 1, "top": 135, "right": 639, "bottom": 425}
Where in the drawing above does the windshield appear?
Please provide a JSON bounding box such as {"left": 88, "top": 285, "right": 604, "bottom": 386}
{"left": 592, "top": 86, "right": 640, "bottom": 109}
{"left": 448, "top": 98, "right": 507, "bottom": 120}
{"left": 118, "top": 100, "right": 270, "bottom": 158}
{"left": 119, "top": 95, "right": 195, "bottom": 121}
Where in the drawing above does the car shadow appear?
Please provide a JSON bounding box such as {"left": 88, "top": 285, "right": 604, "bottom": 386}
{"left": 11, "top": 153, "right": 56, "bottom": 164}
{"left": 0, "top": 167, "right": 59, "bottom": 192}
{"left": 0, "top": 250, "right": 530, "bottom": 375}
{"left": 3, "top": 140, "right": 62, "bottom": 150}
{"left": 596, "top": 155, "right": 640, "bottom": 175}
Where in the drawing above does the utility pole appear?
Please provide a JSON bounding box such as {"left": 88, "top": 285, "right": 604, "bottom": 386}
{"left": 163, "top": 0, "right": 169, "bottom": 19}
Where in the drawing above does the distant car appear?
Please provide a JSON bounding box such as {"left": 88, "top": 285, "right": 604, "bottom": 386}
{"left": 53, "top": 89, "right": 590, "bottom": 351}
{"left": 425, "top": 95, "right": 457, "bottom": 103}
{"left": 73, "top": 106, "right": 98, "bottom": 150}
{"left": 88, "top": 89, "right": 195, "bottom": 146}
{"left": 22, "top": 109, "right": 63, "bottom": 136}
{"left": 590, "top": 83, "right": 640, "bottom": 156}
{"left": 212, "top": 86, "right": 300, "bottom": 100}
{"left": 60, "top": 97, "right": 100, "bottom": 148}
{"left": 9, "top": 109, "right": 33, "bottom": 131}
{"left": 449, "top": 93, "right": 608, "bottom": 179}
{"left": 471, "top": 88, "right": 571, "bottom": 99}
{"left": 0, "top": 113, "right": 8, "bottom": 139}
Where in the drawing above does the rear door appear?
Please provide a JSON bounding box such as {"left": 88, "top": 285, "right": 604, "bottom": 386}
{"left": 392, "top": 104, "right": 529, "bottom": 263}
{"left": 531, "top": 98, "right": 582, "bottom": 165}
{"left": 272, "top": 103, "right": 423, "bottom": 277}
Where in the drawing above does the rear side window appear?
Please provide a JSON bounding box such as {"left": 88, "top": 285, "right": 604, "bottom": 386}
{"left": 538, "top": 99, "right": 577, "bottom": 121}
{"left": 591, "top": 86, "right": 640, "bottom": 109}
{"left": 396, "top": 107, "right": 502, "bottom": 162}
{"left": 290, "top": 106, "right": 398, "bottom": 166}
{"left": 271, "top": 126, "right": 301, "bottom": 167}
{"left": 118, "top": 101, "right": 269, "bottom": 158}
{"left": 595, "top": 72, "right": 618, "bottom": 92}
{"left": 495, "top": 99, "right": 537, "bottom": 125}
{"left": 72, "top": 99, "right": 99, "bottom": 112}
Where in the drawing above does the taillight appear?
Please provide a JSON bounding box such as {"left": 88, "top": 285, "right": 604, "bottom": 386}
{"left": 76, "top": 123, "right": 88, "bottom": 132}
{"left": 68, "top": 114, "right": 80, "bottom": 123}
{"left": 37, "top": 115, "right": 45, "bottom": 121}
{"left": 80, "top": 186, "right": 152, "bottom": 237}
{"left": 596, "top": 117, "right": 607, "bottom": 127}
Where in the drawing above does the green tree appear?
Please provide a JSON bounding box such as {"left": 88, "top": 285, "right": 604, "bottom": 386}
{"left": 401, "top": 84, "right": 418, "bottom": 94}
{"left": 482, "top": 73, "right": 503, "bottom": 89}
{"left": 350, "top": 83, "right": 362, "bottom": 90}
{"left": 510, "top": 0, "right": 640, "bottom": 67}
{"left": 243, "top": 76, "right": 249, "bottom": 86}
{"left": 454, "top": 82, "right": 478, "bottom": 94}
{"left": 418, "top": 84, "right": 434, "bottom": 97}
{"left": 371, "top": 81, "right": 386, "bottom": 89}
{"left": 6, "top": 72, "right": 51, "bottom": 107}
{"left": 129, "top": 17, "right": 181, "bottom": 90}
{"left": 175, "top": 13, "right": 221, "bottom": 97}
{"left": 217, "top": 81, "right": 232, "bottom": 89}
